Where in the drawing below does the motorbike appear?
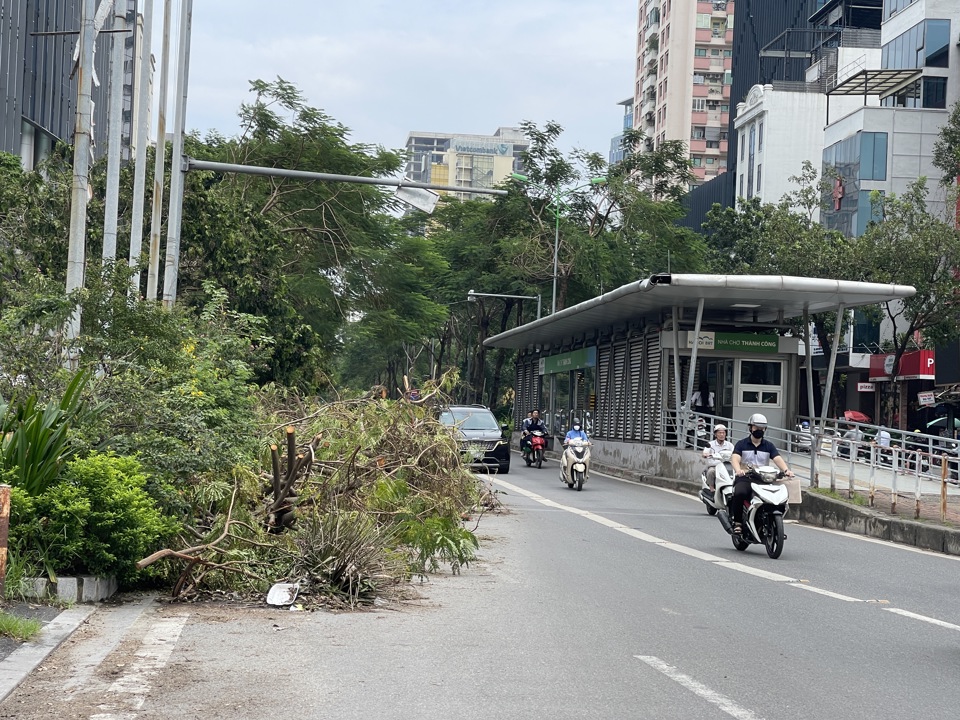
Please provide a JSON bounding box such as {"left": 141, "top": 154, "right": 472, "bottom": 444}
{"left": 560, "top": 438, "right": 591, "bottom": 490}
{"left": 715, "top": 465, "right": 789, "bottom": 559}
{"left": 523, "top": 429, "right": 547, "bottom": 468}
{"left": 698, "top": 449, "right": 733, "bottom": 516}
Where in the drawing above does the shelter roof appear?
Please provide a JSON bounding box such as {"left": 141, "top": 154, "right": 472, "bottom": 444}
{"left": 827, "top": 69, "right": 922, "bottom": 98}
{"left": 484, "top": 274, "right": 916, "bottom": 350}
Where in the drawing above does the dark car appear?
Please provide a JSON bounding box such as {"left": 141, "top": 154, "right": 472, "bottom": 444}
{"left": 439, "top": 405, "right": 510, "bottom": 474}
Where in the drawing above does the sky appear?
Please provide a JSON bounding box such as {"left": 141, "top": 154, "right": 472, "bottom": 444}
{"left": 157, "top": 0, "right": 637, "bottom": 160}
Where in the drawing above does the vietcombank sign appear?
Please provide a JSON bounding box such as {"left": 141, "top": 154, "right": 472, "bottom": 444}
{"left": 539, "top": 347, "right": 597, "bottom": 375}
{"left": 687, "top": 332, "right": 779, "bottom": 354}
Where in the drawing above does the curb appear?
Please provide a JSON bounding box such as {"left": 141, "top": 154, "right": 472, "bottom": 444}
{"left": 0, "top": 605, "right": 96, "bottom": 703}
{"left": 588, "top": 460, "right": 960, "bottom": 556}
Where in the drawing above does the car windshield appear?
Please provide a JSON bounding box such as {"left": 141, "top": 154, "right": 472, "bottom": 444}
{"left": 440, "top": 409, "right": 500, "bottom": 432}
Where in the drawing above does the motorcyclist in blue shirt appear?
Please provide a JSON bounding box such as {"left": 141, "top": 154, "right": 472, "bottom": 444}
{"left": 564, "top": 418, "right": 589, "bottom": 445}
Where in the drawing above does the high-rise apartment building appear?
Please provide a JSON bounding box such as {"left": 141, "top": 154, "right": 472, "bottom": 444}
{"left": 635, "top": 0, "right": 735, "bottom": 185}
{"left": 404, "top": 127, "right": 528, "bottom": 200}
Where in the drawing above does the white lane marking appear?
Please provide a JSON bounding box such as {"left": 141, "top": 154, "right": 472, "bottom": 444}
{"left": 494, "top": 478, "right": 960, "bottom": 631}
{"left": 712, "top": 561, "right": 796, "bottom": 583}
{"left": 635, "top": 655, "right": 765, "bottom": 720}
{"left": 790, "top": 584, "right": 863, "bottom": 602}
{"left": 591, "top": 466, "right": 960, "bottom": 562}
{"left": 659, "top": 542, "right": 726, "bottom": 562}
{"left": 64, "top": 596, "right": 156, "bottom": 694}
{"left": 92, "top": 614, "right": 189, "bottom": 718}
{"left": 884, "top": 608, "right": 960, "bottom": 631}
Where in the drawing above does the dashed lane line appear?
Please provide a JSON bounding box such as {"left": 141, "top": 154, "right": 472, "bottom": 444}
{"left": 635, "top": 655, "right": 766, "bottom": 720}
{"left": 492, "top": 477, "right": 960, "bottom": 636}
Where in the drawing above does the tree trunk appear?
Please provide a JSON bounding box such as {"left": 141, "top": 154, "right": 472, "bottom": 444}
{"left": 486, "top": 300, "right": 514, "bottom": 408}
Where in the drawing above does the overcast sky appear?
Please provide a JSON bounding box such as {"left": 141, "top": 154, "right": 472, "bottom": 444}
{"left": 160, "top": 0, "right": 636, "bottom": 160}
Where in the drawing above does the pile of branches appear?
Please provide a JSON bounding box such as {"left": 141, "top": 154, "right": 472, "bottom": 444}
{"left": 139, "top": 378, "right": 498, "bottom": 606}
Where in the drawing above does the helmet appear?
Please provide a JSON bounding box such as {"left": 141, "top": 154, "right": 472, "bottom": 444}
{"left": 572, "top": 418, "right": 581, "bottom": 426}
{"left": 713, "top": 424, "right": 727, "bottom": 435}
{"left": 747, "top": 413, "right": 768, "bottom": 428}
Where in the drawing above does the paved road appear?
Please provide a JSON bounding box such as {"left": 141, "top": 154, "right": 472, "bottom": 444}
{"left": 3, "top": 458, "right": 960, "bottom": 719}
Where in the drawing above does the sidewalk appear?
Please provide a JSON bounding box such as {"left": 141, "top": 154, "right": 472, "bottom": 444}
{"left": 787, "top": 449, "right": 960, "bottom": 526}
{"left": 0, "top": 603, "right": 95, "bottom": 703}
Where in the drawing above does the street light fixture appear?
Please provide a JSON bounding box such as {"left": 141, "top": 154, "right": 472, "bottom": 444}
{"left": 510, "top": 173, "right": 607, "bottom": 315}
{"left": 467, "top": 289, "right": 542, "bottom": 321}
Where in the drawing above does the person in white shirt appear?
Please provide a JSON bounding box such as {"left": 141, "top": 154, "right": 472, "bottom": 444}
{"left": 701, "top": 424, "right": 734, "bottom": 491}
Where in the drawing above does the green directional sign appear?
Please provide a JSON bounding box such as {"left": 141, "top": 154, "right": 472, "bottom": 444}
{"left": 540, "top": 347, "right": 597, "bottom": 375}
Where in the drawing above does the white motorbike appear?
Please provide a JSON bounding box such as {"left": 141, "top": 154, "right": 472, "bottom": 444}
{"left": 699, "top": 450, "right": 733, "bottom": 516}
{"left": 715, "top": 465, "right": 789, "bottom": 559}
{"left": 560, "top": 438, "right": 591, "bottom": 491}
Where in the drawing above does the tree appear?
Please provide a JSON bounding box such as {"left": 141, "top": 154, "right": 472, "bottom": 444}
{"left": 852, "top": 179, "right": 960, "bottom": 425}
{"left": 933, "top": 100, "right": 960, "bottom": 186}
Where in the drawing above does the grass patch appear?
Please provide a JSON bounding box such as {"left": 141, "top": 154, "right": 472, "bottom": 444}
{"left": 0, "top": 611, "right": 42, "bottom": 642}
{"left": 809, "top": 487, "right": 870, "bottom": 507}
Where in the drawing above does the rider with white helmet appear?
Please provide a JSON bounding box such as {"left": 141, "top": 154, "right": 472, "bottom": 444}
{"left": 729, "top": 413, "right": 794, "bottom": 534}
{"left": 701, "top": 423, "right": 734, "bottom": 491}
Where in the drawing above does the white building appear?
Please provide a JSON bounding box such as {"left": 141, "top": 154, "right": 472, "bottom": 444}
{"left": 820, "top": 0, "right": 958, "bottom": 236}
{"left": 403, "top": 128, "right": 527, "bottom": 200}
{"left": 733, "top": 48, "right": 881, "bottom": 216}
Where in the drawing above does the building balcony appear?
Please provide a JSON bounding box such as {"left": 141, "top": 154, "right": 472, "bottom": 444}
{"left": 694, "top": 57, "right": 712, "bottom": 70}
{"left": 691, "top": 111, "right": 708, "bottom": 124}
{"left": 693, "top": 84, "right": 710, "bottom": 97}
{"left": 689, "top": 139, "right": 707, "bottom": 152}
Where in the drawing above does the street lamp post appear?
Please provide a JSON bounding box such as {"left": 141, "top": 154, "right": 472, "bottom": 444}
{"left": 467, "top": 290, "right": 542, "bottom": 320}
{"left": 465, "top": 289, "right": 542, "bottom": 405}
{"left": 510, "top": 173, "right": 607, "bottom": 315}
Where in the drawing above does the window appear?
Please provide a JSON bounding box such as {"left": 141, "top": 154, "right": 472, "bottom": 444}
{"left": 692, "top": 126, "right": 706, "bottom": 139}
{"left": 860, "top": 132, "right": 888, "bottom": 181}
{"left": 740, "top": 131, "right": 745, "bottom": 160}
{"left": 723, "top": 71, "right": 733, "bottom": 85}
{"left": 925, "top": 19, "right": 950, "bottom": 67}
{"left": 723, "top": 49, "right": 732, "bottom": 57}
{"left": 923, "top": 77, "right": 947, "bottom": 109}
{"left": 720, "top": 131, "right": 728, "bottom": 140}
{"left": 739, "top": 173, "right": 744, "bottom": 197}
{"left": 740, "top": 360, "right": 781, "bottom": 386}
{"left": 693, "top": 156, "right": 702, "bottom": 167}
{"left": 711, "top": 48, "right": 720, "bottom": 56}
{"left": 706, "top": 157, "right": 715, "bottom": 165}
{"left": 693, "top": 74, "right": 705, "bottom": 85}
{"left": 882, "top": 19, "right": 952, "bottom": 71}
{"left": 696, "top": 13, "right": 711, "bottom": 28}
{"left": 720, "top": 104, "right": 729, "bottom": 112}
{"left": 758, "top": 122, "right": 763, "bottom": 151}
{"left": 706, "top": 140, "right": 720, "bottom": 149}
{"left": 756, "top": 164, "right": 762, "bottom": 191}
{"left": 739, "top": 360, "right": 783, "bottom": 408}
{"left": 695, "top": 48, "right": 707, "bottom": 57}
{"left": 693, "top": 98, "right": 706, "bottom": 112}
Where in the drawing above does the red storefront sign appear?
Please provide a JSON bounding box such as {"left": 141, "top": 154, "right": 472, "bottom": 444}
{"left": 868, "top": 350, "right": 936, "bottom": 381}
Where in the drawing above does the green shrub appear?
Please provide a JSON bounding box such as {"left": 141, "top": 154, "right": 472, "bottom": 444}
{"left": 9, "top": 453, "right": 178, "bottom": 585}
{"left": 0, "top": 370, "right": 89, "bottom": 496}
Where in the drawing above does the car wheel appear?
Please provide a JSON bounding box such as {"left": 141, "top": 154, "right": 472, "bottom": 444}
{"left": 498, "top": 463, "right": 509, "bottom": 475}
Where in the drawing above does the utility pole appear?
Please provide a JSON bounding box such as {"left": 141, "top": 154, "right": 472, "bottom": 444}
{"left": 162, "top": 0, "right": 193, "bottom": 309}
{"left": 129, "top": 0, "right": 155, "bottom": 294}
{"left": 146, "top": 0, "right": 173, "bottom": 300}
{"left": 102, "top": 0, "right": 127, "bottom": 263}
{"left": 65, "top": 0, "right": 96, "bottom": 358}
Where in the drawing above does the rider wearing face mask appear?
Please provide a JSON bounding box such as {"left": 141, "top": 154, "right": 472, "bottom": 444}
{"left": 729, "top": 413, "right": 794, "bottom": 534}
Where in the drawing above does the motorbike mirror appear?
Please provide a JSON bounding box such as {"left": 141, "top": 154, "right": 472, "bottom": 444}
{"left": 500, "top": 423, "right": 509, "bottom": 437}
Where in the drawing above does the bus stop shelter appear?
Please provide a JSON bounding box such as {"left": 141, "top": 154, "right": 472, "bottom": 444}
{"left": 485, "top": 274, "right": 915, "bottom": 473}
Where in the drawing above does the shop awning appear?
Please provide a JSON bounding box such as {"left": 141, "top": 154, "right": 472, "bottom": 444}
{"left": 484, "top": 274, "right": 916, "bottom": 350}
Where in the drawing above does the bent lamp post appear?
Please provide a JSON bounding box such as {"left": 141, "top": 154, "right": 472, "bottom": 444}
{"left": 510, "top": 173, "right": 607, "bottom": 315}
